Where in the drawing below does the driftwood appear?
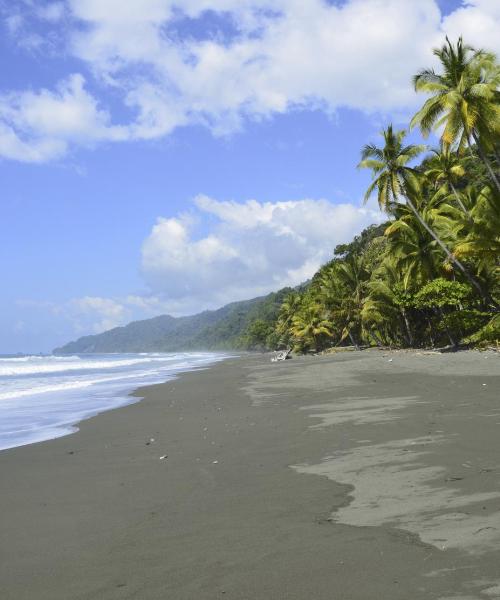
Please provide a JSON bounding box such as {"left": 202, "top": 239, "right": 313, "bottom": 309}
{"left": 271, "top": 348, "right": 292, "bottom": 362}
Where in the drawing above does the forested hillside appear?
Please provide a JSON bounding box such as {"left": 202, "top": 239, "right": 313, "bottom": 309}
{"left": 54, "top": 288, "right": 292, "bottom": 353}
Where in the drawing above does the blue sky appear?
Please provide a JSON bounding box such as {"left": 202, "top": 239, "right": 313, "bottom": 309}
{"left": 1, "top": 0, "right": 498, "bottom": 353}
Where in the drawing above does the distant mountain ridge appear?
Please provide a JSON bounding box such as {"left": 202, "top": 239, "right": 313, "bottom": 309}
{"left": 54, "top": 289, "right": 292, "bottom": 354}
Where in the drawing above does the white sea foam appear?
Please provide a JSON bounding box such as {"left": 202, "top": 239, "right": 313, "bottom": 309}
{"left": 0, "top": 352, "right": 228, "bottom": 451}
{"left": 0, "top": 354, "right": 184, "bottom": 376}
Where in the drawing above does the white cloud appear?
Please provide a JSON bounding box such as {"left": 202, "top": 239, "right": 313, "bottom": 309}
{"left": 70, "top": 296, "right": 130, "bottom": 332}
{"left": 16, "top": 195, "right": 382, "bottom": 332}
{"left": 441, "top": 0, "right": 500, "bottom": 52}
{"left": 0, "top": 74, "right": 127, "bottom": 162}
{"left": 141, "top": 195, "right": 382, "bottom": 311}
{"left": 2, "top": 0, "right": 500, "bottom": 161}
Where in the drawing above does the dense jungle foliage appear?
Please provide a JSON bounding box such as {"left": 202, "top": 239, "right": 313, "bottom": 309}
{"left": 241, "top": 38, "right": 500, "bottom": 353}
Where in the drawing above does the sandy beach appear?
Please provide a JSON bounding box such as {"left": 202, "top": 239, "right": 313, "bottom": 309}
{"left": 1, "top": 350, "right": 500, "bottom": 600}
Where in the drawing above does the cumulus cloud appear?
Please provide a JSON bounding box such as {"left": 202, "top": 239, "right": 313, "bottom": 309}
{"left": 0, "top": 74, "right": 127, "bottom": 162}
{"left": 442, "top": 0, "right": 500, "bottom": 51}
{"left": 2, "top": 0, "right": 500, "bottom": 161}
{"left": 17, "top": 195, "right": 382, "bottom": 332}
{"left": 141, "top": 195, "right": 382, "bottom": 311}
{"left": 70, "top": 296, "right": 130, "bottom": 332}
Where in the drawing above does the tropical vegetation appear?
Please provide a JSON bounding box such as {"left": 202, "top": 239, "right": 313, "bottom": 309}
{"left": 241, "top": 37, "right": 499, "bottom": 352}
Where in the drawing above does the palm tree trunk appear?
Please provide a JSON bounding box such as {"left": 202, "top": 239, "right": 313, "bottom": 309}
{"left": 426, "top": 315, "right": 435, "bottom": 347}
{"left": 405, "top": 196, "right": 487, "bottom": 302}
{"left": 348, "top": 330, "right": 360, "bottom": 350}
{"left": 492, "top": 145, "right": 500, "bottom": 167}
{"left": 400, "top": 308, "right": 413, "bottom": 346}
{"left": 471, "top": 132, "right": 500, "bottom": 193}
{"left": 449, "top": 182, "right": 472, "bottom": 220}
{"left": 437, "top": 307, "right": 456, "bottom": 347}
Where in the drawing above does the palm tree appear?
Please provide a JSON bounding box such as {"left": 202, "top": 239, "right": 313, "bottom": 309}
{"left": 384, "top": 207, "right": 441, "bottom": 289}
{"left": 424, "top": 146, "right": 470, "bottom": 217}
{"left": 411, "top": 37, "right": 500, "bottom": 192}
{"left": 363, "top": 262, "right": 414, "bottom": 346}
{"left": 359, "top": 125, "right": 486, "bottom": 300}
{"left": 358, "top": 124, "right": 426, "bottom": 210}
{"left": 319, "top": 256, "right": 368, "bottom": 348}
{"left": 275, "top": 291, "right": 303, "bottom": 346}
{"left": 290, "top": 304, "right": 332, "bottom": 352}
{"left": 276, "top": 291, "right": 302, "bottom": 331}
{"left": 454, "top": 186, "right": 500, "bottom": 276}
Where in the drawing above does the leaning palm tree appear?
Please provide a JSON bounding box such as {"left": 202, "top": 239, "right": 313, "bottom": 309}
{"left": 411, "top": 37, "right": 500, "bottom": 192}
{"left": 424, "top": 146, "right": 470, "bottom": 217}
{"left": 359, "top": 125, "right": 487, "bottom": 300}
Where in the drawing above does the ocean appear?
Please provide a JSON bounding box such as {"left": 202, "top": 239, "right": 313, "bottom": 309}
{"left": 0, "top": 352, "right": 228, "bottom": 451}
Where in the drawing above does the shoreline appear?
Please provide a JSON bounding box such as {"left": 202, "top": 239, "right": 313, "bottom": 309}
{"left": 1, "top": 350, "right": 499, "bottom": 599}
{"left": 0, "top": 352, "right": 230, "bottom": 453}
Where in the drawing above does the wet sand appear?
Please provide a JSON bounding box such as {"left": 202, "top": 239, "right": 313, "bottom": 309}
{"left": 1, "top": 350, "right": 499, "bottom": 599}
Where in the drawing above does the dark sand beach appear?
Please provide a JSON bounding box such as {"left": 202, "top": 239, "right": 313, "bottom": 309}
{"left": 1, "top": 350, "right": 500, "bottom": 600}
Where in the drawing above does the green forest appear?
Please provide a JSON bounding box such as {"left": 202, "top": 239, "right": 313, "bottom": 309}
{"left": 241, "top": 38, "right": 500, "bottom": 353}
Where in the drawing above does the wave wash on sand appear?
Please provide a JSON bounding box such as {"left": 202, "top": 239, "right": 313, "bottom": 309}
{"left": 0, "top": 352, "right": 227, "bottom": 451}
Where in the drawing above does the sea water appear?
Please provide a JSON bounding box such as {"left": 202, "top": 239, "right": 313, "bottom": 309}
{"left": 0, "top": 352, "right": 227, "bottom": 451}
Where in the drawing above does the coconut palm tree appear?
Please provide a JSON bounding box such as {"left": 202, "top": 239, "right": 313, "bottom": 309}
{"left": 359, "top": 125, "right": 486, "bottom": 300}
{"left": 454, "top": 186, "right": 500, "bottom": 276}
{"left": 323, "top": 256, "right": 369, "bottom": 349}
{"left": 411, "top": 37, "right": 500, "bottom": 192}
{"left": 275, "top": 291, "right": 303, "bottom": 347}
{"left": 384, "top": 198, "right": 446, "bottom": 293}
{"left": 424, "top": 146, "right": 470, "bottom": 217}
{"left": 358, "top": 124, "right": 426, "bottom": 209}
{"left": 362, "top": 261, "right": 414, "bottom": 346}
{"left": 290, "top": 304, "right": 332, "bottom": 352}
{"left": 276, "top": 291, "right": 302, "bottom": 331}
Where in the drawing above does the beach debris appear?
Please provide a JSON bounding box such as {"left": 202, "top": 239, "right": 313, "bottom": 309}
{"left": 213, "top": 460, "right": 219, "bottom": 464}
{"left": 159, "top": 455, "right": 168, "bottom": 460}
{"left": 388, "top": 358, "right": 393, "bottom": 362}
{"left": 271, "top": 348, "right": 292, "bottom": 362}
{"left": 146, "top": 437, "right": 156, "bottom": 445}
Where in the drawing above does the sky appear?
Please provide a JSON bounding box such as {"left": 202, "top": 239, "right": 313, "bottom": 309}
{"left": 1, "top": 0, "right": 500, "bottom": 353}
